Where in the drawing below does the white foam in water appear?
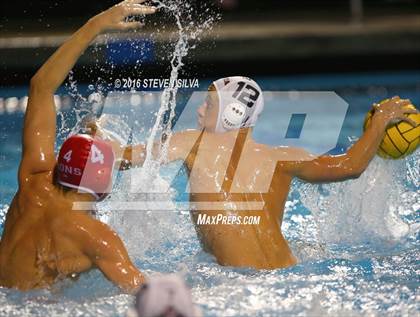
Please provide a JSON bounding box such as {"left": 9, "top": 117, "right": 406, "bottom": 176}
{"left": 1, "top": 1, "right": 419, "bottom": 315}
{"left": 1, "top": 126, "right": 419, "bottom": 317}
{"left": 297, "top": 151, "right": 419, "bottom": 250}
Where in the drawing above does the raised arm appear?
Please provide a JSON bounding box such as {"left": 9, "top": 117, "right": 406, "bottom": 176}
{"left": 19, "top": 0, "right": 156, "bottom": 184}
{"left": 283, "top": 97, "right": 418, "bottom": 183}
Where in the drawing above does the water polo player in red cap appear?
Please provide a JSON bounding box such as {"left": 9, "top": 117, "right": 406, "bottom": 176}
{"left": 0, "top": 0, "right": 156, "bottom": 291}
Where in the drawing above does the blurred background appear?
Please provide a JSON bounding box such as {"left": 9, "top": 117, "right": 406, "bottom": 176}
{"left": 0, "top": 0, "right": 419, "bottom": 152}
{"left": 1, "top": 0, "right": 420, "bottom": 85}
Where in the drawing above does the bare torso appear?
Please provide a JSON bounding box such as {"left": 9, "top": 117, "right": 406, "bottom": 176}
{"left": 0, "top": 167, "right": 145, "bottom": 291}
{"left": 0, "top": 0, "right": 407, "bottom": 290}
{"left": 184, "top": 129, "right": 297, "bottom": 269}
{"left": 0, "top": 1, "right": 157, "bottom": 291}
{"left": 0, "top": 172, "right": 94, "bottom": 290}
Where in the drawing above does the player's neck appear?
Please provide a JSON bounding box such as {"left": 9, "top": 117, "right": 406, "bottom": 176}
{"left": 60, "top": 186, "right": 97, "bottom": 204}
{"left": 65, "top": 191, "right": 98, "bottom": 215}
{"left": 235, "top": 127, "right": 253, "bottom": 141}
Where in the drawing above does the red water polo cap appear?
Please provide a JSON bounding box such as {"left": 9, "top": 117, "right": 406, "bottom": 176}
{"left": 57, "top": 134, "right": 115, "bottom": 200}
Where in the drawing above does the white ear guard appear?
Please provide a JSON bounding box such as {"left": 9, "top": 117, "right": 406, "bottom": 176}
{"left": 221, "top": 103, "right": 247, "bottom": 130}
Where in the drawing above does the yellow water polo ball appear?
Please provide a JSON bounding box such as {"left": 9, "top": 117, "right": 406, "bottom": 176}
{"left": 363, "top": 102, "right": 419, "bottom": 159}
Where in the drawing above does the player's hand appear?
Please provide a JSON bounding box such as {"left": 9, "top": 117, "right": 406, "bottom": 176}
{"left": 91, "top": 0, "right": 157, "bottom": 32}
{"left": 84, "top": 116, "right": 118, "bottom": 143}
{"left": 373, "top": 96, "right": 418, "bottom": 127}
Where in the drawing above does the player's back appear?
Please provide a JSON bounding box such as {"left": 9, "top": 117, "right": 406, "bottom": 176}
{"left": 186, "top": 129, "right": 297, "bottom": 269}
{"left": 0, "top": 172, "right": 92, "bottom": 290}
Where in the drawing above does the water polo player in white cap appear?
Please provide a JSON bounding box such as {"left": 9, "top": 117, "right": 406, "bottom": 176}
{"left": 127, "top": 275, "right": 202, "bottom": 317}
{"left": 122, "top": 77, "right": 415, "bottom": 269}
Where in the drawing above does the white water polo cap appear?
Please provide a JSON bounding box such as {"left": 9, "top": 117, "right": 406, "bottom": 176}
{"left": 212, "top": 76, "right": 264, "bottom": 133}
{"left": 133, "top": 275, "right": 202, "bottom": 317}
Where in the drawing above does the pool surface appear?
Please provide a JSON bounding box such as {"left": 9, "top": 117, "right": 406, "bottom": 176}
{"left": 0, "top": 72, "right": 419, "bottom": 316}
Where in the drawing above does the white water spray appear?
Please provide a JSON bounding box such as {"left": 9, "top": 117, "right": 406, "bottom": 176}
{"left": 142, "top": 1, "right": 215, "bottom": 179}
{"left": 297, "top": 151, "right": 419, "bottom": 251}
{"left": 103, "top": 0, "right": 217, "bottom": 259}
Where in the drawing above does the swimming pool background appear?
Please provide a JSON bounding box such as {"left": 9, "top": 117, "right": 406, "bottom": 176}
{"left": 0, "top": 72, "right": 419, "bottom": 316}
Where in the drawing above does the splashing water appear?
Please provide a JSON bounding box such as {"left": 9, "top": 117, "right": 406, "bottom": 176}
{"left": 142, "top": 0, "right": 216, "bottom": 181}
{"left": 1, "top": 1, "right": 419, "bottom": 315}
{"left": 101, "top": 0, "right": 218, "bottom": 260}
{"left": 295, "top": 151, "right": 419, "bottom": 256}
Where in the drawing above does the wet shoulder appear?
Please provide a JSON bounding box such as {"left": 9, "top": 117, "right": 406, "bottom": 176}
{"left": 170, "top": 129, "right": 203, "bottom": 151}
{"left": 17, "top": 171, "right": 62, "bottom": 205}
{"left": 246, "top": 142, "right": 316, "bottom": 173}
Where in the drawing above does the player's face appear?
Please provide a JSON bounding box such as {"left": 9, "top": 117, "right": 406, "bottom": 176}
{"left": 197, "top": 91, "right": 219, "bottom": 131}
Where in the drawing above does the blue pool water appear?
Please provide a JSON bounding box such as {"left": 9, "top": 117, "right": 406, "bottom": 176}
{"left": 0, "top": 72, "right": 419, "bottom": 316}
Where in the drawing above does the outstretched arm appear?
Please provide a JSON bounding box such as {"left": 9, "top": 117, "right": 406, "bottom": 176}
{"left": 283, "top": 97, "right": 418, "bottom": 183}
{"left": 116, "top": 130, "right": 202, "bottom": 170}
{"left": 19, "top": 0, "right": 156, "bottom": 184}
